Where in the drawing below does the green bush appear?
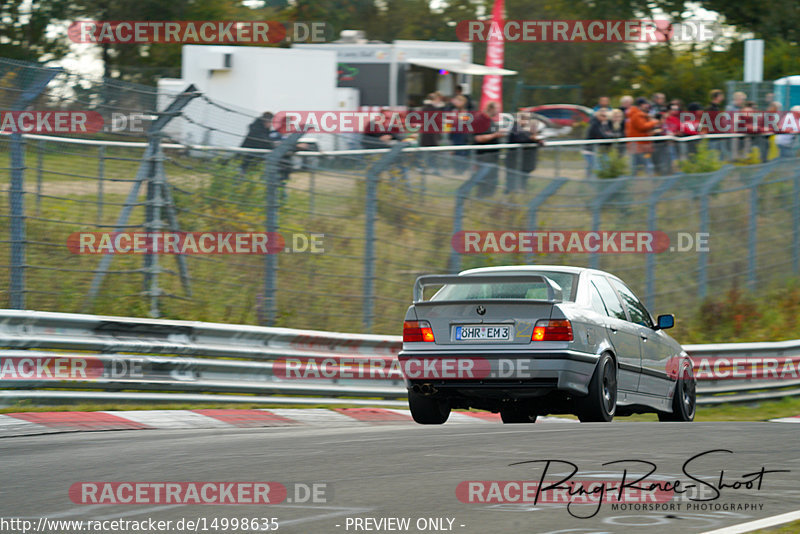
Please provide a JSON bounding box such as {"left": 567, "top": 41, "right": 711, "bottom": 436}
{"left": 678, "top": 139, "right": 722, "bottom": 173}
{"left": 596, "top": 148, "right": 630, "bottom": 178}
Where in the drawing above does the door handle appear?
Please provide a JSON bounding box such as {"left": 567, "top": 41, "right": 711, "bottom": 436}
{"left": 610, "top": 327, "right": 618, "bottom": 334}
{"left": 640, "top": 335, "right": 648, "bottom": 341}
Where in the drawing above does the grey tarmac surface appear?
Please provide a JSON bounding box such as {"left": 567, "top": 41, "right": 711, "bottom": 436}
{"left": 1, "top": 422, "right": 798, "bottom": 534}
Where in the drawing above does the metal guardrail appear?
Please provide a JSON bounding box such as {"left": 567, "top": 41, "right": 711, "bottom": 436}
{"left": 1, "top": 310, "right": 798, "bottom": 407}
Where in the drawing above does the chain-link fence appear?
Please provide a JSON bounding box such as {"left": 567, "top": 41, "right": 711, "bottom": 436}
{"left": 2, "top": 58, "right": 800, "bottom": 334}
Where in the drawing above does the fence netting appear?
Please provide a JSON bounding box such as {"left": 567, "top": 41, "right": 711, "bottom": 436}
{"left": 2, "top": 57, "right": 800, "bottom": 334}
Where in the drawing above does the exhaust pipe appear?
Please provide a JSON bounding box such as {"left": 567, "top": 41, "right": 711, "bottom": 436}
{"left": 412, "top": 383, "right": 438, "bottom": 395}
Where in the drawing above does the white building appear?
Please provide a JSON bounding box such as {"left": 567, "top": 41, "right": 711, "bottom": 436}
{"left": 158, "top": 45, "right": 343, "bottom": 150}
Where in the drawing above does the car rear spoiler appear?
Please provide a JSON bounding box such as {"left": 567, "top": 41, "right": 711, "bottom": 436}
{"left": 413, "top": 273, "right": 563, "bottom": 303}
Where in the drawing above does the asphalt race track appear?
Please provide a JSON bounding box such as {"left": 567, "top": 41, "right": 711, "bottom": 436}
{"left": 1, "top": 421, "right": 798, "bottom": 534}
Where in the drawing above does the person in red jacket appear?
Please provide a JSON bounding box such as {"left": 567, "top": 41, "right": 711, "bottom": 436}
{"left": 625, "top": 97, "right": 661, "bottom": 175}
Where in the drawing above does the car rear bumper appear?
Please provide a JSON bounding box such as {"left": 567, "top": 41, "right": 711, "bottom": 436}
{"left": 398, "top": 349, "right": 599, "bottom": 397}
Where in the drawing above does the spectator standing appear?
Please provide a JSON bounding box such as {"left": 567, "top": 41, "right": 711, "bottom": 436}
{"left": 240, "top": 111, "right": 274, "bottom": 174}
{"left": 450, "top": 84, "right": 474, "bottom": 111}
{"left": 682, "top": 102, "right": 703, "bottom": 155}
{"left": 776, "top": 105, "right": 800, "bottom": 158}
{"left": 585, "top": 108, "right": 612, "bottom": 178}
{"left": 650, "top": 93, "right": 667, "bottom": 116}
{"left": 419, "top": 92, "right": 445, "bottom": 147}
{"left": 707, "top": 89, "right": 725, "bottom": 111}
{"left": 419, "top": 92, "right": 446, "bottom": 172}
{"left": 706, "top": 90, "right": 725, "bottom": 155}
{"left": 608, "top": 108, "right": 625, "bottom": 156}
{"left": 726, "top": 91, "right": 746, "bottom": 112}
{"left": 625, "top": 97, "right": 660, "bottom": 175}
{"left": 593, "top": 96, "right": 610, "bottom": 112}
{"left": 447, "top": 95, "right": 470, "bottom": 149}
{"left": 618, "top": 95, "right": 633, "bottom": 131}
{"left": 473, "top": 102, "right": 504, "bottom": 196}
{"left": 505, "top": 111, "right": 543, "bottom": 191}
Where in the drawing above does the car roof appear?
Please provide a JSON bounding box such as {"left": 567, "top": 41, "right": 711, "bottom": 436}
{"left": 459, "top": 264, "right": 619, "bottom": 279}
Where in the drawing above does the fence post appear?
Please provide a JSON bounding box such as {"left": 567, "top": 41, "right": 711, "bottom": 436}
{"left": 746, "top": 162, "right": 775, "bottom": 290}
{"left": 697, "top": 166, "right": 731, "bottom": 298}
{"left": 9, "top": 134, "right": 27, "bottom": 309}
{"left": 85, "top": 84, "right": 199, "bottom": 311}
{"left": 7, "top": 64, "right": 60, "bottom": 310}
{"left": 36, "top": 140, "right": 44, "bottom": 217}
{"left": 144, "top": 143, "right": 166, "bottom": 317}
{"left": 97, "top": 145, "right": 105, "bottom": 225}
{"left": 554, "top": 145, "right": 561, "bottom": 178}
{"left": 645, "top": 175, "right": 680, "bottom": 310}
{"left": 262, "top": 132, "right": 305, "bottom": 327}
{"left": 794, "top": 166, "right": 800, "bottom": 274}
{"left": 589, "top": 178, "right": 628, "bottom": 270}
{"left": 361, "top": 144, "right": 407, "bottom": 332}
{"left": 526, "top": 178, "right": 567, "bottom": 264}
{"left": 448, "top": 166, "right": 492, "bottom": 273}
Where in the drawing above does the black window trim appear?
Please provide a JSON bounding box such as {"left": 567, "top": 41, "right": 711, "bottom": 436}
{"left": 607, "top": 276, "right": 654, "bottom": 328}
{"left": 589, "top": 274, "right": 629, "bottom": 322}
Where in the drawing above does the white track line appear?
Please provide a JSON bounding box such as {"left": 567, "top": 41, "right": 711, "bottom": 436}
{"left": 102, "top": 410, "right": 231, "bottom": 429}
{"left": 700, "top": 509, "right": 800, "bottom": 534}
{"left": 268, "top": 408, "right": 361, "bottom": 426}
{"left": 769, "top": 416, "right": 800, "bottom": 423}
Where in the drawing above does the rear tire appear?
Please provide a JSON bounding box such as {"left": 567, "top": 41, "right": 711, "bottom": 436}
{"left": 577, "top": 354, "right": 617, "bottom": 422}
{"left": 500, "top": 408, "right": 537, "bottom": 424}
{"left": 408, "top": 391, "right": 450, "bottom": 424}
{"left": 659, "top": 361, "right": 696, "bottom": 422}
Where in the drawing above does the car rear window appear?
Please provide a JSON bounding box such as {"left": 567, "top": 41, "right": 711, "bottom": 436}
{"left": 430, "top": 272, "right": 577, "bottom": 301}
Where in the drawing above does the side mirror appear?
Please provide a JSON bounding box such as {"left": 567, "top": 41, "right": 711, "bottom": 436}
{"left": 656, "top": 314, "right": 674, "bottom": 330}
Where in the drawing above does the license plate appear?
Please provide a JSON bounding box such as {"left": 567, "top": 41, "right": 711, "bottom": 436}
{"left": 454, "top": 325, "right": 511, "bottom": 341}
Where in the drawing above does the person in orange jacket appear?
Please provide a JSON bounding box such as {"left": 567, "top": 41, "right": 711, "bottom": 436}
{"left": 625, "top": 97, "right": 661, "bottom": 175}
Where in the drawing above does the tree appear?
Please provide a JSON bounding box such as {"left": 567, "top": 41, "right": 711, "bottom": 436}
{"left": 698, "top": 0, "right": 800, "bottom": 44}
{"left": 0, "top": 0, "right": 73, "bottom": 62}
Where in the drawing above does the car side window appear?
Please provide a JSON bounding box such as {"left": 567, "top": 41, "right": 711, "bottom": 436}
{"left": 589, "top": 282, "right": 609, "bottom": 316}
{"left": 609, "top": 279, "right": 654, "bottom": 328}
{"left": 591, "top": 276, "right": 627, "bottom": 321}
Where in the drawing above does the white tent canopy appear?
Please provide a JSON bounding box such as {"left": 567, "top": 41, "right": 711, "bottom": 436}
{"left": 406, "top": 58, "right": 517, "bottom": 76}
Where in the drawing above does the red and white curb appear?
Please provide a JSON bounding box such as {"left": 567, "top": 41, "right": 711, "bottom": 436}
{"left": 769, "top": 415, "right": 800, "bottom": 423}
{"left": 0, "top": 408, "right": 576, "bottom": 438}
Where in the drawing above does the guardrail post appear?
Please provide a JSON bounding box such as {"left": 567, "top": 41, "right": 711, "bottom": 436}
{"left": 697, "top": 166, "right": 731, "bottom": 298}
{"left": 526, "top": 178, "right": 567, "bottom": 264}
{"left": 262, "top": 132, "right": 305, "bottom": 326}
{"left": 589, "top": 178, "right": 628, "bottom": 270}
{"left": 448, "top": 166, "right": 492, "bottom": 273}
{"left": 645, "top": 175, "right": 680, "bottom": 310}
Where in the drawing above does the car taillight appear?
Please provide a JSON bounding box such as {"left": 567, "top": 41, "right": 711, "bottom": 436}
{"left": 532, "top": 319, "right": 573, "bottom": 341}
{"left": 403, "top": 320, "right": 435, "bottom": 342}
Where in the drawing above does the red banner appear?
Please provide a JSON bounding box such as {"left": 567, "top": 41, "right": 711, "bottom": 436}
{"left": 479, "top": 0, "right": 505, "bottom": 113}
